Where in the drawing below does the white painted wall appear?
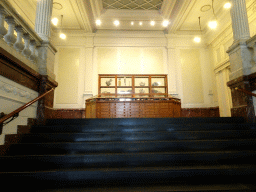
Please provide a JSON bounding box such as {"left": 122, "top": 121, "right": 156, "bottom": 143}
{"left": 0, "top": 75, "right": 38, "bottom": 145}
{"left": 52, "top": 30, "right": 217, "bottom": 110}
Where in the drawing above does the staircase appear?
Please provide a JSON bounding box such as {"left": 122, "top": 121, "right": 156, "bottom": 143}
{"left": 1, "top": 117, "right": 256, "bottom": 191}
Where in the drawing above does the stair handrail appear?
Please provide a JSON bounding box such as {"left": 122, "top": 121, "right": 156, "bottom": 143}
{"left": 0, "top": 88, "right": 54, "bottom": 125}
{"left": 235, "top": 88, "right": 256, "bottom": 97}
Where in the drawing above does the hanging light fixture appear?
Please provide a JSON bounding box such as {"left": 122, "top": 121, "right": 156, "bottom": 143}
{"left": 194, "top": 17, "right": 202, "bottom": 43}
{"left": 59, "top": 15, "right": 66, "bottom": 40}
{"left": 208, "top": 0, "right": 218, "bottom": 29}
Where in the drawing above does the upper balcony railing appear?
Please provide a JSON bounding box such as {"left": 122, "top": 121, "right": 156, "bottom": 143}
{"left": 0, "top": 0, "right": 42, "bottom": 65}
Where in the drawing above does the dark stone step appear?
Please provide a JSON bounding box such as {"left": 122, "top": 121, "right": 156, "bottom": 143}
{"left": 30, "top": 123, "right": 256, "bottom": 133}
{"left": 6, "top": 130, "right": 256, "bottom": 143}
{"left": 1, "top": 151, "right": 256, "bottom": 172}
{"left": 4, "top": 139, "right": 256, "bottom": 155}
{"left": 45, "top": 117, "right": 246, "bottom": 126}
{"left": 1, "top": 165, "right": 255, "bottom": 189}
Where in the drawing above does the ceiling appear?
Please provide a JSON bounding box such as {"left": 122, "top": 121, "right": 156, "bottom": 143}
{"left": 6, "top": 0, "right": 255, "bottom": 36}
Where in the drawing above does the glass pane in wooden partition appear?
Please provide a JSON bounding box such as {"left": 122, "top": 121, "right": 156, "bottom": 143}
{"left": 101, "top": 88, "right": 115, "bottom": 94}
{"left": 135, "top": 77, "right": 149, "bottom": 86}
{"left": 117, "top": 77, "right": 132, "bottom": 86}
{"left": 134, "top": 94, "right": 150, "bottom": 98}
{"left": 135, "top": 88, "right": 149, "bottom": 94}
{"left": 117, "top": 88, "right": 133, "bottom": 94}
{"left": 151, "top": 77, "right": 165, "bottom": 86}
{"left": 101, "top": 77, "right": 116, "bottom": 86}
{"left": 152, "top": 88, "right": 166, "bottom": 94}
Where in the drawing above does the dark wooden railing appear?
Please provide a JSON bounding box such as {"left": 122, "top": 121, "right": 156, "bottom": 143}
{"left": 0, "top": 88, "right": 54, "bottom": 126}
{"left": 235, "top": 87, "right": 256, "bottom": 123}
{"left": 235, "top": 88, "right": 256, "bottom": 97}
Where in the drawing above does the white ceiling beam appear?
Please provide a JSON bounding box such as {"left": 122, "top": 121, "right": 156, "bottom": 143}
{"left": 160, "top": 0, "right": 177, "bottom": 19}
{"left": 71, "top": 0, "right": 95, "bottom": 32}
{"left": 167, "top": 0, "right": 197, "bottom": 33}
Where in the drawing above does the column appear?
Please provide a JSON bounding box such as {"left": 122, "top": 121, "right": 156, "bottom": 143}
{"left": 227, "top": 0, "right": 255, "bottom": 122}
{"left": 35, "top": 0, "right": 53, "bottom": 42}
{"left": 230, "top": 0, "right": 250, "bottom": 42}
{"left": 34, "top": 0, "right": 56, "bottom": 79}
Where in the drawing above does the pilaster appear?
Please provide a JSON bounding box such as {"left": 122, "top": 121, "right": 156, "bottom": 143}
{"left": 84, "top": 33, "right": 95, "bottom": 98}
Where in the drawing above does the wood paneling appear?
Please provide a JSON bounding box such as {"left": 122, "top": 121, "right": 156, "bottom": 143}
{"left": 46, "top": 108, "right": 86, "bottom": 119}
{"left": 86, "top": 98, "right": 181, "bottom": 118}
{"left": 181, "top": 107, "right": 220, "bottom": 117}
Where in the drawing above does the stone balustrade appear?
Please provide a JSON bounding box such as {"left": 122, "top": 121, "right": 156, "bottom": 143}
{"left": 247, "top": 34, "right": 256, "bottom": 67}
{"left": 0, "top": 1, "right": 42, "bottom": 64}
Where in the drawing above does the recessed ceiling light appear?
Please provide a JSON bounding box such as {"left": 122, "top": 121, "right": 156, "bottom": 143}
{"left": 224, "top": 2, "right": 231, "bottom": 9}
{"left": 139, "top": 22, "right": 143, "bottom": 26}
{"left": 208, "top": 20, "right": 218, "bottom": 29}
{"left": 96, "top": 20, "right": 101, "bottom": 26}
{"left": 51, "top": 18, "right": 58, "bottom": 26}
{"left": 131, "top": 21, "right": 134, "bottom": 25}
{"left": 59, "top": 33, "right": 66, "bottom": 39}
{"left": 150, "top": 21, "right": 155, "bottom": 26}
{"left": 114, "top": 20, "right": 120, "bottom": 26}
{"left": 194, "top": 37, "right": 201, "bottom": 43}
{"left": 162, "top": 20, "right": 169, "bottom": 27}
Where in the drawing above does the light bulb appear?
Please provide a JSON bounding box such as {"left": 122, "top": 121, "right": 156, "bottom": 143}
{"left": 51, "top": 18, "right": 58, "bottom": 26}
{"left": 60, "top": 33, "right": 66, "bottom": 39}
{"left": 162, "top": 20, "right": 169, "bottom": 27}
{"left": 194, "top": 37, "right": 201, "bottom": 43}
{"left": 131, "top": 21, "right": 134, "bottom": 25}
{"left": 224, "top": 2, "right": 231, "bottom": 9}
{"left": 139, "top": 22, "right": 143, "bottom": 26}
{"left": 150, "top": 21, "right": 155, "bottom": 26}
{"left": 114, "top": 20, "right": 120, "bottom": 26}
{"left": 96, "top": 20, "right": 101, "bottom": 26}
{"left": 208, "top": 20, "right": 218, "bottom": 29}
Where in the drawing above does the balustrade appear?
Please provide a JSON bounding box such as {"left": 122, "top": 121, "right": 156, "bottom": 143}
{"left": 0, "top": 1, "right": 43, "bottom": 66}
{"left": 247, "top": 35, "right": 256, "bottom": 67}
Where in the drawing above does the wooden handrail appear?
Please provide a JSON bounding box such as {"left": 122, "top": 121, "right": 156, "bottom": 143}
{"left": 235, "top": 88, "right": 256, "bottom": 97}
{"left": 0, "top": 88, "right": 54, "bottom": 124}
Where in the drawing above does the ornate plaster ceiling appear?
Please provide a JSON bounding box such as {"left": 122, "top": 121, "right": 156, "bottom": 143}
{"left": 102, "top": 0, "right": 163, "bottom": 10}
{"left": 6, "top": 0, "right": 256, "bottom": 36}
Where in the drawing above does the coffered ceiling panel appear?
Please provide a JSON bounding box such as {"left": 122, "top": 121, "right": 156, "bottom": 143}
{"left": 102, "top": 0, "right": 163, "bottom": 10}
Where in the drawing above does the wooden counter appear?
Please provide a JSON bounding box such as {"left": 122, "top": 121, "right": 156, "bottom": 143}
{"left": 86, "top": 97, "right": 181, "bottom": 118}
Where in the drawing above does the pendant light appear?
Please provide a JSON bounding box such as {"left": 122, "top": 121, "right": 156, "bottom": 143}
{"left": 194, "top": 17, "right": 202, "bottom": 43}
{"left": 59, "top": 15, "right": 66, "bottom": 39}
{"left": 208, "top": 0, "right": 218, "bottom": 29}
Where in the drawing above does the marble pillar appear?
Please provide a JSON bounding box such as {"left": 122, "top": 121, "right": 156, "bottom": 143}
{"left": 34, "top": 0, "right": 56, "bottom": 80}
{"left": 35, "top": 0, "right": 53, "bottom": 42}
{"left": 227, "top": 0, "right": 255, "bottom": 122}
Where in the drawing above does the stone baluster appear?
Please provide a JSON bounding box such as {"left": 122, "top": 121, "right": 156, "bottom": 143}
{"left": 13, "top": 26, "right": 24, "bottom": 52}
{"left": 22, "top": 34, "right": 31, "bottom": 58}
{"left": 3, "top": 16, "right": 16, "bottom": 46}
{"left": 0, "top": 5, "right": 7, "bottom": 39}
{"left": 29, "top": 40, "right": 37, "bottom": 62}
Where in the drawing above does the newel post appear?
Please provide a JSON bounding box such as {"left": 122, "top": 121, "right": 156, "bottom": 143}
{"left": 36, "top": 75, "right": 48, "bottom": 125}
